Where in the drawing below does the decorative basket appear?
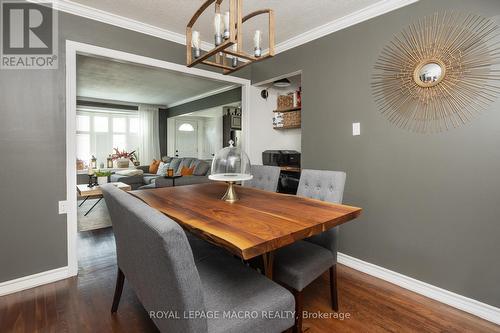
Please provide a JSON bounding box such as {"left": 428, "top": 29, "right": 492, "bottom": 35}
{"left": 277, "top": 94, "right": 294, "bottom": 110}
{"left": 116, "top": 158, "right": 130, "bottom": 168}
{"left": 273, "top": 110, "right": 301, "bottom": 128}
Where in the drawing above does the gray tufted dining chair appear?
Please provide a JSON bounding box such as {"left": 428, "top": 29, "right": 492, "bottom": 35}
{"left": 274, "top": 169, "right": 346, "bottom": 333}
{"left": 243, "top": 165, "right": 281, "bottom": 192}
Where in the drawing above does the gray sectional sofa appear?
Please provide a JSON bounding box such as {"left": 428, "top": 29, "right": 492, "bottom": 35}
{"left": 110, "top": 157, "right": 212, "bottom": 190}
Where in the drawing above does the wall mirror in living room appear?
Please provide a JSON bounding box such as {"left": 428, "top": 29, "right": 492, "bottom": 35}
{"left": 249, "top": 72, "right": 302, "bottom": 194}
{"left": 167, "top": 102, "right": 241, "bottom": 160}
{"left": 73, "top": 50, "right": 247, "bottom": 273}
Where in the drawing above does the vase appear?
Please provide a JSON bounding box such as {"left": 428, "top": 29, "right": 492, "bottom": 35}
{"left": 116, "top": 158, "right": 130, "bottom": 168}
{"left": 97, "top": 176, "right": 108, "bottom": 186}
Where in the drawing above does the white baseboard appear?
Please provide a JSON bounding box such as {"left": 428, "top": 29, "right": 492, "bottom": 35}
{"left": 0, "top": 267, "right": 69, "bottom": 297}
{"left": 337, "top": 253, "right": 500, "bottom": 325}
{"left": 1, "top": 255, "right": 499, "bottom": 326}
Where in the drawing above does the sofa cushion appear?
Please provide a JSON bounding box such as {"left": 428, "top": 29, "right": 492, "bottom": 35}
{"left": 178, "top": 158, "right": 197, "bottom": 172}
{"left": 143, "top": 174, "right": 159, "bottom": 184}
{"left": 193, "top": 160, "right": 211, "bottom": 176}
{"left": 175, "top": 175, "right": 212, "bottom": 186}
{"left": 168, "top": 158, "right": 182, "bottom": 173}
{"left": 115, "top": 169, "right": 144, "bottom": 176}
{"left": 110, "top": 173, "right": 144, "bottom": 185}
{"left": 138, "top": 183, "right": 156, "bottom": 190}
{"left": 155, "top": 175, "right": 211, "bottom": 188}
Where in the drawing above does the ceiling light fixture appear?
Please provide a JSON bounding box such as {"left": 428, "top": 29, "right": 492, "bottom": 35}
{"left": 186, "top": 0, "right": 275, "bottom": 75}
{"left": 273, "top": 78, "right": 291, "bottom": 88}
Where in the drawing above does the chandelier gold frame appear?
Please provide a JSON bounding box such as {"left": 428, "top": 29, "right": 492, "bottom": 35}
{"left": 372, "top": 12, "right": 500, "bottom": 133}
{"left": 186, "top": 0, "right": 275, "bottom": 75}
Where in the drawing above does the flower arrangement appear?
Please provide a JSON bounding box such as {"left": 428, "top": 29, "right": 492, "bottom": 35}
{"left": 111, "top": 148, "right": 136, "bottom": 161}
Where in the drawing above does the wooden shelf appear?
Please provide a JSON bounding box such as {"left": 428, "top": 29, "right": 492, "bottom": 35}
{"left": 273, "top": 106, "right": 301, "bottom": 113}
{"left": 273, "top": 125, "right": 301, "bottom": 130}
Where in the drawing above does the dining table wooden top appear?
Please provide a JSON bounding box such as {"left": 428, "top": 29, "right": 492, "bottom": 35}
{"left": 130, "top": 183, "right": 362, "bottom": 261}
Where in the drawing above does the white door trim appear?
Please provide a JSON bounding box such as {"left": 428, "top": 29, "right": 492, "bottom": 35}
{"left": 66, "top": 40, "right": 251, "bottom": 277}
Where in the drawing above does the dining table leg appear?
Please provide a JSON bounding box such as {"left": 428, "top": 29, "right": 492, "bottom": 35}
{"left": 262, "top": 252, "right": 274, "bottom": 279}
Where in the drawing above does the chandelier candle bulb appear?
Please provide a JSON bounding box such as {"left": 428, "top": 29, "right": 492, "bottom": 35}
{"left": 223, "top": 11, "right": 230, "bottom": 40}
{"left": 186, "top": 2, "right": 275, "bottom": 74}
{"left": 192, "top": 30, "right": 201, "bottom": 58}
{"left": 214, "top": 13, "right": 222, "bottom": 46}
{"left": 254, "top": 30, "right": 262, "bottom": 57}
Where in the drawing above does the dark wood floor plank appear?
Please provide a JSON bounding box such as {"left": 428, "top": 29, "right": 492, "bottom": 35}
{"left": 0, "top": 227, "right": 498, "bottom": 333}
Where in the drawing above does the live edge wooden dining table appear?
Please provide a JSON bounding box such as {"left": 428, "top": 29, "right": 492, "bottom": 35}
{"left": 130, "top": 182, "right": 362, "bottom": 279}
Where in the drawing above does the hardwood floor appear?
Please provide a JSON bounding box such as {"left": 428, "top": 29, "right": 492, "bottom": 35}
{"left": 0, "top": 227, "right": 498, "bottom": 333}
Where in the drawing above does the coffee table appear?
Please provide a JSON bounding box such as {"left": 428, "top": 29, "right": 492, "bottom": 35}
{"left": 77, "top": 182, "right": 131, "bottom": 216}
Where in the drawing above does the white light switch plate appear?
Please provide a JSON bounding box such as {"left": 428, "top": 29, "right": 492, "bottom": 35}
{"left": 59, "top": 200, "right": 68, "bottom": 214}
{"left": 352, "top": 122, "right": 361, "bottom": 136}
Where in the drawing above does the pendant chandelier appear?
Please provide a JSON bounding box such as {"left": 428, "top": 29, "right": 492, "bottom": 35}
{"left": 186, "top": 0, "right": 275, "bottom": 75}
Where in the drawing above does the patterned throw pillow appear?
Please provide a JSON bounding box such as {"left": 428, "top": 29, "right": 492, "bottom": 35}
{"left": 180, "top": 166, "right": 195, "bottom": 176}
{"left": 156, "top": 162, "right": 170, "bottom": 176}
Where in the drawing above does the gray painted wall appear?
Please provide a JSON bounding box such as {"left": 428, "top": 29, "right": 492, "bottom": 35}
{"left": 0, "top": 11, "right": 249, "bottom": 283}
{"left": 251, "top": 0, "right": 500, "bottom": 307}
{"left": 2, "top": 0, "right": 499, "bottom": 310}
{"left": 166, "top": 87, "right": 241, "bottom": 118}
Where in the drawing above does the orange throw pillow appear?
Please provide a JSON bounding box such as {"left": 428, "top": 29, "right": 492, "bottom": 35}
{"left": 180, "top": 166, "right": 195, "bottom": 176}
{"left": 149, "top": 159, "right": 161, "bottom": 174}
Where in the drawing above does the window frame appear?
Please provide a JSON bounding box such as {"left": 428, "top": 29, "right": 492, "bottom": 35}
{"left": 76, "top": 109, "right": 139, "bottom": 165}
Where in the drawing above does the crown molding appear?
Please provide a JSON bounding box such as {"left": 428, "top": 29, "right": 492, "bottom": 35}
{"left": 273, "top": 0, "right": 419, "bottom": 54}
{"left": 31, "top": 0, "right": 417, "bottom": 56}
{"left": 167, "top": 84, "right": 239, "bottom": 108}
{"left": 28, "top": 0, "right": 214, "bottom": 50}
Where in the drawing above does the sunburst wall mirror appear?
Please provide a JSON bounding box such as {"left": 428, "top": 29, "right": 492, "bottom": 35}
{"left": 372, "top": 12, "right": 500, "bottom": 133}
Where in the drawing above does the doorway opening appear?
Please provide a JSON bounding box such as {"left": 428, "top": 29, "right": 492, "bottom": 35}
{"left": 66, "top": 41, "right": 251, "bottom": 277}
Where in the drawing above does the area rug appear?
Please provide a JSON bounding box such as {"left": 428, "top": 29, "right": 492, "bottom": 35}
{"left": 78, "top": 198, "right": 112, "bottom": 232}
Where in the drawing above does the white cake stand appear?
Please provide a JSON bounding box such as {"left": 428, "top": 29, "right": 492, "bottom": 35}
{"left": 209, "top": 173, "right": 253, "bottom": 203}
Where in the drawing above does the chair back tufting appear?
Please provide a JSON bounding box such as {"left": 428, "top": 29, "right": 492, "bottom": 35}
{"left": 297, "top": 169, "right": 346, "bottom": 204}
{"left": 296, "top": 169, "right": 346, "bottom": 260}
{"left": 243, "top": 165, "right": 281, "bottom": 192}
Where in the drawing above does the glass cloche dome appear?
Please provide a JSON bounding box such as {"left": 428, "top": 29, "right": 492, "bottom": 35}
{"left": 209, "top": 141, "right": 252, "bottom": 202}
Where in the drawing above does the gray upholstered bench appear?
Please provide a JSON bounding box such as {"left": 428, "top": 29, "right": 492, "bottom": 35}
{"left": 102, "top": 184, "right": 295, "bottom": 333}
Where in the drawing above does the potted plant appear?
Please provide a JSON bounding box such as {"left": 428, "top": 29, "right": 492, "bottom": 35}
{"left": 132, "top": 151, "right": 140, "bottom": 166}
{"left": 112, "top": 148, "right": 136, "bottom": 168}
{"left": 95, "top": 170, "right": 112, "bottom": 185}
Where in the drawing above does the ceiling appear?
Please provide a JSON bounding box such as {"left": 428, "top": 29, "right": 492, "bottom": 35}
{"left": 77, "top": 55, "right": 235, "bottom": 106}
{"left": 70, "top": 0, "right": 397, "bottom": 53}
